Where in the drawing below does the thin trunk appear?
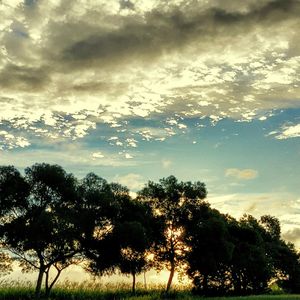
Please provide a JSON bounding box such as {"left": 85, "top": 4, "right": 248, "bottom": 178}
{"left": 45, "top": 265, "right": 62, "bottom": 298}
{"left": 35, "top": 267, "right": 45, "bottom": 299}
{"left": 143, "top": 271, "right": 147, "bottom": 290}
{"left": 132, "top": 271, "right": 136, "bottom": 294}
{"left": 45, "top": 267, "right": 50, "bottom": 294}
{"left": 203, "top": 274, "right": 208, "bottom": 294}
{"left": 166, "top": 263, "right": 175, "bottom": 292}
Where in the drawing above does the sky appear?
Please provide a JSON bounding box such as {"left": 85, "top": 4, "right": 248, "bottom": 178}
{"left": 1, "top": 0, "right": 300, "bottom": 253}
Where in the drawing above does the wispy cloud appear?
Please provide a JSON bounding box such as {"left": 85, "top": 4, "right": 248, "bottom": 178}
{"left": 225, "top": 168, "right": 258, "bottom": 180}
{"left": 282, "top": 227, "right": 300, "bottom": 245}
{"left": 209, "top": 192, "right": 300, "bottom": 224}
{"left": 162, "top": 159, "right": 172, "bottom": 169}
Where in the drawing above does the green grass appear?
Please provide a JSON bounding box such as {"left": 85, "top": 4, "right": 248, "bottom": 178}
{"left": 1, "top": 281, "right": 300, "bottom": 300}
{"left": 1, "top": 289, "right": 300, "bottom": 300}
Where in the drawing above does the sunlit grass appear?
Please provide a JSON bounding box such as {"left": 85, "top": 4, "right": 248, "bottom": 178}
{"left": 0, "top": 279, "right": 300, "bottom": 299}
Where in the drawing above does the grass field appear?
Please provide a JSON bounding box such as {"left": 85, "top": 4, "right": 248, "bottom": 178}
{"left": 1, "top": 289, "right": 300, "bottom": 300}
{"left": 0, "top": 281, "right": 300, "bottom": 300}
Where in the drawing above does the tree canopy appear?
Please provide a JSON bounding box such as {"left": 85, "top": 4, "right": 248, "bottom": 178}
{"left": 137, "top": 175, "right": 207, "bottom": 291}
{"left": 1, "top": 165, "right": 300, "bottom": 298}
{"left": 0, "top": 164, "right": 80, "bottom": 298}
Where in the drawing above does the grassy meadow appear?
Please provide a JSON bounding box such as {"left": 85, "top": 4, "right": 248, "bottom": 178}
{"left": 0, "top": 280, "right": 299, "bottom": 300}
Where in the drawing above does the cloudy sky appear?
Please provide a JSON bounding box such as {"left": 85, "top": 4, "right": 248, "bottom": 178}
{"left": 1, "top": 0, "right": 300, "bottom": 247}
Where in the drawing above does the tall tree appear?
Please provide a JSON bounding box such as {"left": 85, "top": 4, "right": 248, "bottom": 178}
{"left": 0, "top": 164, "right": 80, "bottom": 299}
{"left": 228, "top": 215, "right": 273, "bottom": 295}
{"left": 115, "top": 195, "right": 155, "bottom": 293}
{"left": 184, "top": 203, "right": 233, "bottom": 295}
{"left": 82, "top": 181, "right": 155, "bottom": 293}
{"left": 259, "top": 215, "right": 300, "bottom": 293}
{"left": 137, "top": 175, "right": 207, "bottom": 291}
{"left": 77, "top": 174, "right": 123, "bottom": 281}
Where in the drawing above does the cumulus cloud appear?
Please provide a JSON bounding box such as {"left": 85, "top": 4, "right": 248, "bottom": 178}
{"left": 225, "top": 168, "right": 258, "bottom": 180}
{"left": 1, "top": 0, "right": 300, "bottom": 148}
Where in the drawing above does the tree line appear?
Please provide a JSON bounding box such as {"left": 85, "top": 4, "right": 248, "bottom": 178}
{"left": 0, "top": 163, "right": 300, "bottom": 299}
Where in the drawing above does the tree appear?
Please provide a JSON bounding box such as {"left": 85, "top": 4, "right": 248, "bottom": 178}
{"left": 0, "top": 163, "right": 80, "bottom": 299}
{"left": 117, "top": 221, "right": 149, "bottom": 293}
{"left": 259, "top": 215, "right": 300, "bottom": 293}
{"left": 228, "top": 215, "right": 273, "bottom": 295}
{"left": 276, "top": 242, "right": 300, "bottom": 293}
{"left": 76, "top": 173, "right": 120, "bottom": 275}
{"left": 82, "top": 181, "right": 155, "bottom": 293}
{"left": 115, "top": 196, "right": 155, "bottom": 293}
{"left": 137, "top": 175, "right": 207, "bottom": 291}
{"left": 0, "top": 166, "right": 29, "bottom": 217}
{"left": 184, "top": 203, "right": 233, "bottom": 296}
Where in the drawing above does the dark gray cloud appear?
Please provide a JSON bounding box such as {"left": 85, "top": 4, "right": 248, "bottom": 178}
{"left": 119, "top": 0, "right": 135, "bottom": 10}
{"left": 0, "top": 63, "right": 50, "bottom": 91}
{"left": 59, "top": 0, "right": 300, "bottom": 69}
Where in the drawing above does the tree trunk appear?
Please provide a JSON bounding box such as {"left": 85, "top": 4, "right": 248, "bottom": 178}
{"left": 45, "top": 268, "right": 50, "bottom": 297}
{"left": 35, "top": 267, "right": 45, "bottom": 299}
{"left": 45, "top": 265, "right": 62, "bottom": 298}
{"left": 203, "top": 274, "right": 208, "bottom": 294}
{"left": 143, "top": 271, "right": 147, "bottom": 290}
{"left": 132, "top": 271, "right": 136, "bottom": 294}
{"left": 166, "top": 263, "right": 175, "bottom": 292}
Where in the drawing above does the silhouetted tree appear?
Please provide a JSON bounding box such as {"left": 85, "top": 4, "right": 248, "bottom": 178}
{"left": 276, "top": 242, "right": 300, "bottom": 293}
{"left": 138, "top": 175, "right": 207, "bottom": 291}
{"left": 184, "top": 203, "right": 234, "bottom": 295}
{"left": 228, "top": 215, "right": 273, "bottom": 295}
{"left": 83, "top": 181, "right": 155, "bottom": 293}
{"left": 258, "top": 215, "right": 300, "bottom": 293}
{"left": 0, "top": 164, "right": 80, "bottom": 299}
{"left": 75, "top": 173, "right": 120, "bottom": 275}
{"left": 116, "top": 195, "right": 156, "bottom": 293}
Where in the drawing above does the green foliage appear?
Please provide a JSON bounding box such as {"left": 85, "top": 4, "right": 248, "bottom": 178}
{"left": 0, "top": 163, "right": 80, "bottom": 298}
{"left": 137, "top": 175, "right": 207, "bottom": 291}
{"left": 82, "top": 181, "right": 155, "bottom": 293}
{"left": 184, "top": 203, "right": 234, "bottom": 295}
